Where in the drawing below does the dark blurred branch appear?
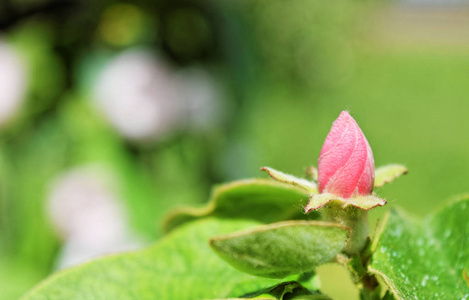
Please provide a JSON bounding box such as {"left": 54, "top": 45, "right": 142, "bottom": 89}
{"left": 0, "top": 0, "right": 78, "bottom": 30}
{"left": 0, "top": 0, "right": 15, "bottom": 20}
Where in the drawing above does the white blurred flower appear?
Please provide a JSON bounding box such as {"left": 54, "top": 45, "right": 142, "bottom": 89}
{"left": 47, "top": 166, "right": 144, "bottom": 270}
{"left": 174, "top": 67, "right": 226, "bottom": 132}
{"left": 94, "top": 49, "right": 184, "bottom": 141}
{"left": 0, "top": 39, "right": 27, "bottom": 127}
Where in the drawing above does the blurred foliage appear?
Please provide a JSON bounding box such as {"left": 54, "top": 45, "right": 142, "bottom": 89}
{"left": 242, "top": 0, "right": 356, "bottom": 88}
{"left": 1, "top": 0, "right": 469, "bottom": 299}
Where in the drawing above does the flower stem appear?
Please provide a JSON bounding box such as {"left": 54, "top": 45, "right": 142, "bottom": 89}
{"left": 323, "top": 202, "right": 385, "bottom": 299}
{"left": 322, "top": 202, "right": 369, "bottom": 255}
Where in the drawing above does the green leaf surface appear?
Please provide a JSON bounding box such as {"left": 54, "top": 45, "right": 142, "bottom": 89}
{"left": 369, "top": 196, "right": 469, "bottom": 299}
{"left": 22, "top": 219, "right": 280, "bottom": 300}
{"left": 210, "top": 220, "right": 350, "bottom": 279}
{"left": 373, "top": 165, "right": 408, "bottom": 188}
{"left": 261, "top": 167, "right": 318, "bottom": 194}
{"left": 164, "top": 179, "right": 316, "bottom": 232}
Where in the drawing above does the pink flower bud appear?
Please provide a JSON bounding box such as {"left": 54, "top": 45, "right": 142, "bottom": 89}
{"left": 318, "top": 111, "right": 374, "bottom": 198}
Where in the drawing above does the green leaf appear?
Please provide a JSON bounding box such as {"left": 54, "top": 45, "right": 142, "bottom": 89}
{"left": 164, "top": 179, "right": 317, "bottom": 232}
{"left": 261, "top": 167, "right": 318, "bottom": 194}
{"left": 369, "top": 196, "right": 469, "bottom": 299}
{"left": 22, "top": 219, "right": 280, "bottom": 300}
{"left": 210, "top": 220, "right": 350, "bottom": 279}
{"left": 373, "top": 165, "right": 408, "bottom": 188}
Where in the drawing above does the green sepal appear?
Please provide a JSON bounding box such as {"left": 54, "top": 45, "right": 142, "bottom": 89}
{"left": 163, "top": 179, "right": 316, "bottom": 232}
{"left": 374, "top": 164, "right": 408, "bottom": 188}
{"left": 305, "top": 193, "right": 386, "bottom": 213}
{"left": 210, "top": 220, "right": 350, "bottom": 279}
{"left": 261, "top": 167, "right": 318, "bottom": 194}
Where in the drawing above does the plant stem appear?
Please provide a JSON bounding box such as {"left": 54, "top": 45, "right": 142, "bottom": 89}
{"left": 323, "top": 202, "right": 385, "bottom": 299}
{"left": 323, "top": 202, "right": 381, "bottom": 300}
{"left": 323, "top": 203, "right": 369, "bottom": 255}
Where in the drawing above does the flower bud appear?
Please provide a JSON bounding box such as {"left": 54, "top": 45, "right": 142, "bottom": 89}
{"left": 318, "top": 111, "right": 374, "bottom": 198}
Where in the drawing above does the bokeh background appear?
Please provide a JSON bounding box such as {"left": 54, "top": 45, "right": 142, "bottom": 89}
{"left": 1, "top": 0, "right": 469, "bottom": 299}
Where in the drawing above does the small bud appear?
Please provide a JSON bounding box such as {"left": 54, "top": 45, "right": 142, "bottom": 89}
{"left": 318, "top": 111, "right": 374, "bottom": 198}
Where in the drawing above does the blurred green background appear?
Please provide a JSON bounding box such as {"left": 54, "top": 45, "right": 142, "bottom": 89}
{"left": 1, "top": 0, "right": 469, "bottom": 299}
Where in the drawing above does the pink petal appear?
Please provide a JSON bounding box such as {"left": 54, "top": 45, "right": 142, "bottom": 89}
{"left": 318, "top": 111, "right": 374, "bottom": 198}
